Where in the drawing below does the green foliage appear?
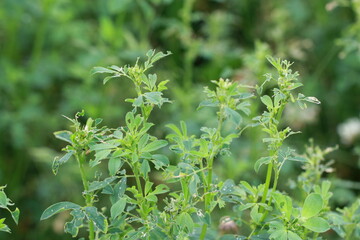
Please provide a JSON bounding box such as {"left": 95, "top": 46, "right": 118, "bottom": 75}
{"left": 40, "top": 51, "right": 360, "bottom": 240}
{"left": 2, "top": 1, "right": 360, "bottom": 239}
{"left": 0, "top": 186, "right": 19, "bottom": 233}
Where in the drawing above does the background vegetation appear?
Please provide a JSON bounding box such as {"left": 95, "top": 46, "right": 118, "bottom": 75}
{"left": 0, "top": 0, "right": 359, "bottom": 239}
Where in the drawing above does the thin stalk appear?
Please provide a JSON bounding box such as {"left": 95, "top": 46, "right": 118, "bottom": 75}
{"left": 133, "top": 165, "right": 144, "bottom": 197}
{"left": 259, "top": 169, "right": 279, "bottom": 222}
{"left": 200, "top": 112, "right": 224, "bottom": 240}
{"left": 134, "top": 85, "right": 147, "bottom": 120}
{"left": 259, "top": 104, "right": 285, "bottom": 214}
{"left": 181, "top": 178, "right": 190, "bottom": 208}
{"left": 199, "top": 224, "right": 208, "bottom": 240}
{"left": 260, "top": 162, "right": 273, "bottom": 206}
{"left": 76, "top": 152, "right": 95, "bottom": 240}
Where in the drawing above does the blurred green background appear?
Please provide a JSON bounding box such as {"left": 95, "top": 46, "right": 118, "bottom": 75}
{"left": 1, "top": 0, "right": 360, "bottom": 239}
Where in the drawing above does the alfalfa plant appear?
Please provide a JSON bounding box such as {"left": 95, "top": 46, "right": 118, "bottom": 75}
{"left": 41, "top": 50, "right": 358, "bottom": 240}
{"left": 0, "top": 186, "right": 20, "bottom": 233}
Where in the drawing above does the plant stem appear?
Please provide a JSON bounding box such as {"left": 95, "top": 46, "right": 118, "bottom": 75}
{"left": 200, "top": 112, "right": 224, "bottom": 240}
{"left": 259, "top": 104, "right": 285, "bottom": 215}
{"left": 133, "top": 165, "right": 144, "bottom": 197}
{"left": 76, "top": 152, "right": 95, "bottom": 240}
{"left": 260, "top": 162, "right": 273, "bottom": 207}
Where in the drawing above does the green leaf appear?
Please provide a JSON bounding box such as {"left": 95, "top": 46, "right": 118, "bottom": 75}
{"left": 287, "top": 231, "right": 302, "bottom": 240}
{"left": 149, "top": 227, "right": 168, "bottom": 239}
{"left": 303, "top": 217, "right": 330, "bottom": 233}
{"left": 254, "top": 157, "right": 271, "bottom": 173}
{"left": 152, "top": 184, "right": 169, "bottom": 195}
{"left": 152, "top": 51, "right": 171, "bottom": 63}
{"left": 41, "top": 202, "right": 81, "bottom": 220}
{"left": 304, "top": 96, "right": 321, "bottom": 105}
{"left": 91, "top": 149, "right": 111, "bottom": 167}
{"left": 108, "top": 157, "right": 123, "bottom": 176}
{"left": 260, "top": 95, "right": 273, "bottom": 109}
{"left": 0, "top": 191, "right": 7, "bottom": 207}
{"left": 140, "top": 160, "right": 150, "bottom": 178}
{"left": 90, "top": 143, "right": 117, "bottom": 151}
{"left": 84, "top": 207, "right": 108, "bottom": 233}
{"left": 287, "top": 82, "right": 303, "bottom": 90}
{"left": 189, "top": 175, "right": 199, "bottom": 195}
{"left": 224, "top": 107, "right": 242, "bottom": 126}
{"left": 64, "top": 209, "right": 85, "bottom": 237}
{"left": 111, "top": 178, "right": 127, "bottom": 203}
{"left": 11, "top": 208, "right": 20, "bottom": 225}
{"left": 198, "top": 100, "right": 219, "bottom": 109}
{"left": 151, "top": 154, "right": 169, "bottom": 170}
{"left": 272, "top": 192, "right": 292, "bottom": 221}
{"left": 176, "top": 212, "right": 194, "bottom": 232}
{"left": 250, "top": 205, "right": 262, "bottom": 224}
{"left": 52, "top": 151, "right": 74, "bottom": 175}
{"left": 269, "top": 230, "right": 287, "bottom": 240}
{"left": 110, "top": 198, "right": 126, "bottom": 220}
{"left": 103, "top": 75, "right": 118, "bottom": 84}
{"left": 143, "top": 92, "right": 164, "bottom": 106}
{"left": 91, "top": 66, "right": 116, "bottom": 75}
{"left": 146, "top": 194, "right": 158, "bottom": 202}
{"left": 240, "top": 181, "right": 256, "bottom": 195}
{"left": 87, "top": 177, "right": 117, "bottom": 192}
{"left": 144, "top": 181, "right": 153, "bottom": 195}
{"left": 142, "top": 140, "right": 168, "bottom": 152}
{"left": 238, "top": 92, "right": 254, "bottom": 99}
{"left": 238, "top": 203, "right": 255, "bottom": 212}
{"left": 301, "top": 193, "right": 323, "bottom": 219}
{"left": 236, "top": 101, "right": 251, "bottom": 115}
{"left": 0, "top": 219, "right": 10, "bottom": 233}
{"left": 138, "top": 134, "right": 150, "bottom": 149}
{"left": 54, "top": 131, "right": 73, "bottom": 144}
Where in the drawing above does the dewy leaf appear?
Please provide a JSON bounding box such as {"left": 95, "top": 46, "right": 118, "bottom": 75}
{"left": 108, "top": 157, "right": 123, "bottom": 176}
{"left": 41, "top": 202, "right": 81, "bottom": 220}
{"left": 84, "top": 207, "right": 108, "bottom": 233}
{"left": 301, "top": 193, "right": 323, "bottom": 219}
{"left": 302, "top": 217, "right": 330, "bottom": 233}
{"left": 110, "top": 198, "right": 126, "bottom": 220}
{"left": 142, "top": 140, "right": 168, "bottom": 152}
{"left": 254, "top": 157, "right": 271, "bottom": 173}
{"left": 65, "top": 209, "right": 85, "bottom": 237}
{"left": 111, "top": 178, "right": 127, "bottom": 203}
{"left": 53, "top": 131, "right": 73, "bottom": 144}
